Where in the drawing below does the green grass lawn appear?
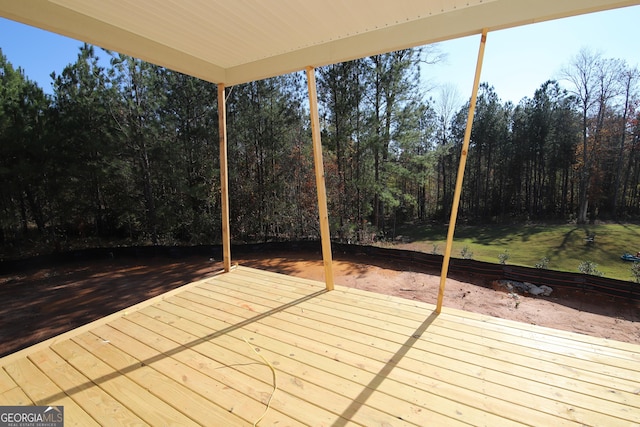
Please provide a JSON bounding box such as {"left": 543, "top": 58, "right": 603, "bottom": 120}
{"left": 389, "top": 222, "right": 640, "bottom": 282}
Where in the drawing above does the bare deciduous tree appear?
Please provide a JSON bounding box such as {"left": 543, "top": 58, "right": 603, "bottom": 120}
{"left": 561, "top": 48, "right": 623, "bottom": 223}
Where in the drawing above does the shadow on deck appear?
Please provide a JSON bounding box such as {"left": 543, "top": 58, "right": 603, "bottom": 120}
{"left": 1, "top": 266, "right": 639, "bottom": 426}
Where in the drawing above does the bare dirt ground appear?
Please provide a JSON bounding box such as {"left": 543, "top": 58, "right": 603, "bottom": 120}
{"left": 1, "top": 250, "right": 638, "bottom": 357}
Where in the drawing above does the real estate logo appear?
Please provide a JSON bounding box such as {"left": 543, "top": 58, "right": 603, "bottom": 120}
{"left": 0, "top": 406, "right": 63, "bottom": 427}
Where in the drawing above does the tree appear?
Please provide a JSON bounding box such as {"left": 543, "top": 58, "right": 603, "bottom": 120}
{"left": 3, "top": 41, "right": 640, "bottom": 255}
{"left": 561, "top": 48, "right": 624, "bottom": 223}
{"left": 621, "top": 109, "right": 640, "bottom": 215}
{"left": 528, "top": 81, "right": 578, "bottom": 218}
{"left": 363, "top": 49, "right": 424, "bottom": 233}
{"left": 463, "top": 83, "right": 510, "bottom": 220}
{"left": 0, "top": 49, "right": 50, "bottom": 242}
{"left": 158, "top": 69, "right": 219, "bottom": 242}
{"left": 226, "top": 75, "right": 309, "bottom": 241}
{"left": 609, "top": 63, "right": 639, "bottom": 218}
{"left": 110, "top": 54, "right": 164, "bottom": 243}
{"left": 318, "top": 59, "right": 367, "bottom": 235}
{"left": 432, "top": 84, "right": 462, "bottom": 219}
{"left": 50, "top": 44, "right": 119, "bottom": 238}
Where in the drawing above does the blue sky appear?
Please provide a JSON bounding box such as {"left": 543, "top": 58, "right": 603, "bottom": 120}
{"left": 1, "top": 5, "right": 639, "bottom": 104}
{"left": 426, "top": 5, "right": 640, "bottom": 105}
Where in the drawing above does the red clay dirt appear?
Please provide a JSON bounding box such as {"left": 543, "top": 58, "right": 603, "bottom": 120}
{"left": 1, "top": 250, "right": 638, "bottom": 357}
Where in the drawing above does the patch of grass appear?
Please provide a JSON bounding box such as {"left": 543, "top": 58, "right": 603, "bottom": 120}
{"left": 389, "top": 222, "right": 640, "bottom": 282}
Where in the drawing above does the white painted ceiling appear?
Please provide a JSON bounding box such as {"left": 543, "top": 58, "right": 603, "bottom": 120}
{"left": 1, "top": 0, "right": 638, "bottom": 85}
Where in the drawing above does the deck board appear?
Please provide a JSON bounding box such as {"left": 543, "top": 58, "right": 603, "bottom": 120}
{"left": 3, "top": 356, "right": 100, "bottom": 426}
{"left": 194, "top": 278, "right": 627, "bottom": 419}
{"left": 1, "top": 265, "right": 639, "bottom": 426}
{"left": 203, "top": 270, "right": 637, "bottom": 426}
{"left": 27, "top": 347, "right": 145, "bottom": 426}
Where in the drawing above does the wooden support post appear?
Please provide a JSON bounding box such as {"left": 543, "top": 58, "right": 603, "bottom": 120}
{"left": 436, "top": 29, "right": 488, "bottom": 313}
{"left": 306, "top": 66, "right": 335, "bottom": 291}
{"left": 218, "top": 84, "right": 232, "bottom": 272}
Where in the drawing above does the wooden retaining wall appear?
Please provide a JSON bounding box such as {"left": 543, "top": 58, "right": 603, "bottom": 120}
{"left": 2, "top": 241, "right": 638, "bottom": 301}
{"left": 332, "top": 243, "right": 639, "bottom": 301}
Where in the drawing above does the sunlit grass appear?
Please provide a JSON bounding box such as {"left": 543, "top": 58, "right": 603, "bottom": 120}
{"left": 391, "top": 223, "right": 640, "bottom": 282}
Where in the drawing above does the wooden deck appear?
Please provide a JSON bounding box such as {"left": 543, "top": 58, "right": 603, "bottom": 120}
{"left": 1, "top": 266, "right": 639, "bottom": 426}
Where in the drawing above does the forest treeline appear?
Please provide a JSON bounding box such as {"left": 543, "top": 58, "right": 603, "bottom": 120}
{"left": 1, "top": 44, "right": 639, "bottom": 254}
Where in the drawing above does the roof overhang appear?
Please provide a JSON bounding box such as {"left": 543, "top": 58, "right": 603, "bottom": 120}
{"left": 1, "top": 0, "right": 639, "bottom": 86}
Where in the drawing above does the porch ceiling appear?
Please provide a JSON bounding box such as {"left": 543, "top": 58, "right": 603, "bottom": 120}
{"left": 1, "top": 0, "right": 639, "bottom": 86}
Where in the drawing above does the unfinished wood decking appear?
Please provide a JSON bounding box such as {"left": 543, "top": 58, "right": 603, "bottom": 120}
{"left": 1, "top": 266, "right": 639, "bottom": 426}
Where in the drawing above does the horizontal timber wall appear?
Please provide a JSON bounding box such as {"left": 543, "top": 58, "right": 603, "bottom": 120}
{"left": 1, "top": 241, "right": 638, "bottom": 302}
{"left": 333, "top": 243, "right": 640, "bottom": 302}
